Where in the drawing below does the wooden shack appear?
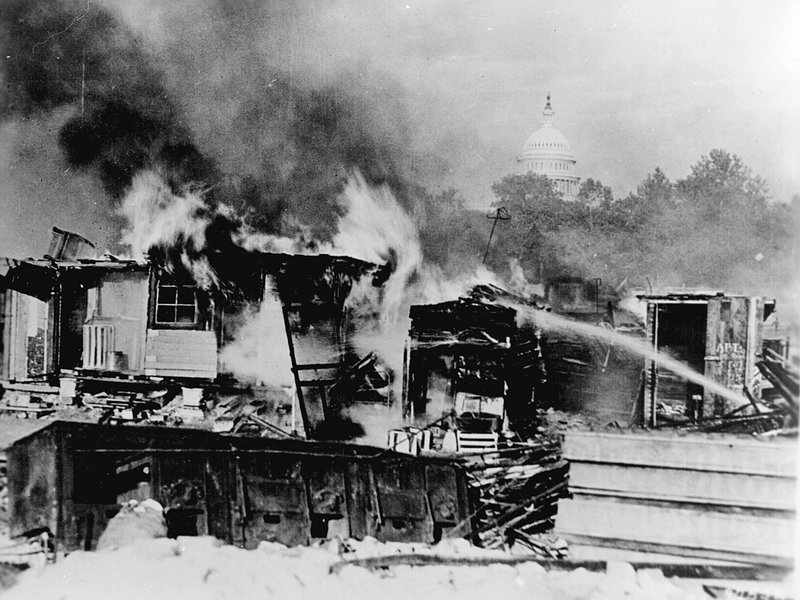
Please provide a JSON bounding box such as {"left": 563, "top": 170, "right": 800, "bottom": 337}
{"left": 639, "top": 292, "right": 775, "bottom": 426}
{"left": 7, "top": 421, "right": 472, "bottom": 552}
{"left": 0, "top": 252, "right": 379, "bottom": 436}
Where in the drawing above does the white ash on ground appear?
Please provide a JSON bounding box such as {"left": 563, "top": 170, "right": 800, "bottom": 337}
{"left": 4, "top": 535, "right": 789, "bottom": 600}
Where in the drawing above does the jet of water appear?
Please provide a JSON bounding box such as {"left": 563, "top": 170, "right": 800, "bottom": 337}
{"left": 514, "top": 305, "right": 750, "bottom": 409}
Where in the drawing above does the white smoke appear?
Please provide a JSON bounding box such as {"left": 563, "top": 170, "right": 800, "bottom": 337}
{"left": 618, "top": 291, "right": 647, "bottom": 323}
{"left": 232, "top": 216, "right": 327, "bottom": 255}
{"left": 508, "top": 257, "right": 545, "bottom": 298}
{"left": 218, "top": 280, "right": 295, "bottom": 387}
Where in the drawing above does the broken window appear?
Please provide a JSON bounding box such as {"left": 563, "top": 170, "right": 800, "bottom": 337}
{"left": 155, "top": 277, "right": 198, "bottom": 326}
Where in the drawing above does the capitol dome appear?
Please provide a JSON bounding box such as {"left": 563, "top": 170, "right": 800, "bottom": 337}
{"left": 518, "top": 94, "right": 580, "bottom": 199}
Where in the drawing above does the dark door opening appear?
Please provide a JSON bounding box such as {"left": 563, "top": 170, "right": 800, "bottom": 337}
{"left": 654, "top": 303, "right": 707, "bottom": 422}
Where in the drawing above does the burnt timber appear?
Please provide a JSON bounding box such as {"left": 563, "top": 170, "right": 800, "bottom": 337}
{"left": 7, "top": 421, "right": 472, "bottom": 551}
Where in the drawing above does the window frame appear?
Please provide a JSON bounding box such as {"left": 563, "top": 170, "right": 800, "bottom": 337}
{"left": 150, "top": 271, "right": 203, "bottom": 330}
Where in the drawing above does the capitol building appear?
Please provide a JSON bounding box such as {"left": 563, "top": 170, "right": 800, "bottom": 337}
{"left": 517, "top": 94, "right": 580, "bottom": 200}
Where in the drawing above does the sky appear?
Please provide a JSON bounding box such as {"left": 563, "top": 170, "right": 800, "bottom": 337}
{"left": 286, "top": 0, "right": 800, "bottom": 207}
{"left": 1, "top": 0, "right": 799, "bottom": 256}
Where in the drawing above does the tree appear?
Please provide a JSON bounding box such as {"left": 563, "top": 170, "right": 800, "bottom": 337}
{"left": 487, "top": 152, "right": 793, "bottom": 297}
{"left": 415, "top": 187, "right": 488, "bottom": 274}
{"left": 677, "top": 149, "right": 769, "bottom": 218}
{"left": 489, "top": 173, "right": 569, "bottom": 278}
{"left": 574, "top": 178, "right": 614, "bottom": 232}
{"left": 655, "top": 150, "right": 781, "bottom": 290}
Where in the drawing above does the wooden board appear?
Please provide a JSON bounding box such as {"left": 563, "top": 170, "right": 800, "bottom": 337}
{"left": 144, "top": 329, "right": 217, "bottom": 379}
{"left": 562, "top": 430, "right": 797, "bottom": 477}
{"left": 556, "top": 496, "right": 795, "bottom": 560}
{"left": 568, "top": 462, "right": 796, "bottom": 511}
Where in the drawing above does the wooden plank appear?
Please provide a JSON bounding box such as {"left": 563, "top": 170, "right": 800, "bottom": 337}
{"left": 142, "top": 362, "right": 216, "bottom": 371}
{"left": 146, "top": 329, "right": 216, "bottom": 338}
{"left": 144, "top": 329, "right": 218, "bottom": 379}
{"left": 143, "top": 369, "right": 216, "bottom": 379}
{"left": 555, "top": 496, "right": 795, "bottom": 560}
{"left": 329, "top": 552, "right": 792, "bottom": 577}
{"left": 144, "top": 354, "right": 217, "bottom": 365}
{"left": 562, "top": 536, "right": 793, "bottom": 568}
{"left": 562, "top": 431, "right": 797, "bottom": 477}
{"left": 568, "top": 462, "right": 796, "bottom": 510}
{"left": 0, "top": 381, "right": 61, "bottom": 394}
{"left": 141, "top": 340, "right": 218, "bottom": 349}
{"left": 144, "top": 345, "right": 218, "bottom": 354}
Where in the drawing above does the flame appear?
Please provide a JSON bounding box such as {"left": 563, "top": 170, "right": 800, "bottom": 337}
{"left": 331, "top": 171, "right": 422, "bottom": 323}
{"left": 119, "top": 171, "right": 209, "bottom": 258}
{"left": 333, "top": 172, "right": 504, "bottom": 411}
{"left": 118, "top": 170, "right": 219, "bottom": 287}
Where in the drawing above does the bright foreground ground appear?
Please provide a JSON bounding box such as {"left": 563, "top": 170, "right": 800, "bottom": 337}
{"left": 3, "top": 536, "right": 795, "bottom": 600}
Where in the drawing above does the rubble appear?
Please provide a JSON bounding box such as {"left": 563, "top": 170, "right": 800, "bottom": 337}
{"left": 0, "top": 227, "right": 795, "bottom": 597}
{"left": 450, "top": 441, "right": 569, "bottom": 555}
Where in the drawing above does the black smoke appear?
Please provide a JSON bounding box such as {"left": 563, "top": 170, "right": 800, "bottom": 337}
{"left": 2, "top": 0, "right": 207, "bottom": 198}
{"left": 1, "top": 0, "right": 445, "bottom": 252}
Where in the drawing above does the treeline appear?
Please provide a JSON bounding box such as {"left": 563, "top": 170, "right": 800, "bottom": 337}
{"left": 416, "top": 149, "right": 798, "bottom": 298}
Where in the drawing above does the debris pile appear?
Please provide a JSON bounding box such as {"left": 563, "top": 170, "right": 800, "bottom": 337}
{"left": 754, "top": 348, "right": 799, "bottom": 433}
{"left": 450, "top": 440, "right": 570, "bottom": 557}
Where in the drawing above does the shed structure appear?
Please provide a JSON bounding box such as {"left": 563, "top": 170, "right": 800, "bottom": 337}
{"left": 7, "top": 421, "right": 472, "bottom": 552}
{"left": 639, "top": 292, "right": 775, "bottom": 427}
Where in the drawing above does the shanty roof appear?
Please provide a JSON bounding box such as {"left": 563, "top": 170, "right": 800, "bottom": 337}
{"left": 636, "top": 291, "right": 777, "bottom": 303}
{"left": 409, "top": 286, "right": 518, "bottom": 348}
{"left": 0, "top": 251, "right": 382, "bottom": 302}
{"left": 1, "top": 252, "right": 376, "bottom": 272}
{"left": 1, "top": 256, "right": 147, "bottom": 270}
{"left": 9, "top": 420, "right": 462, "bottom": 465}
{"left": 636, "top": 291, "right": 725, "bottom": 301}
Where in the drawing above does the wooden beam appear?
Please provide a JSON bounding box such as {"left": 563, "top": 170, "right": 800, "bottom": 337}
{"left": 329, "top": 553, "right": 793, "bottom": 578}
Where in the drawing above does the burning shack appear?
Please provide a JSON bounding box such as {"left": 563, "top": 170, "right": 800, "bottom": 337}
{"left": 0, "top": 231, "right": 571, "bottom": 556}
{"left": 400, "top": 285, "right": 546, "bottom": 452}
{"left": 0, "top": 228, "right": 384, "bottom": 436}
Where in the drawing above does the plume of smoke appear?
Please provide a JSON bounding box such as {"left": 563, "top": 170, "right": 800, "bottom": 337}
{"left": 508, "top": 257, "right": 545, "bottom": 298}
{"left": 218, "top": 281, "right": 295, "bottom": 387}
{"left": 618, "top": 292, "right": 647, "bottom": 323}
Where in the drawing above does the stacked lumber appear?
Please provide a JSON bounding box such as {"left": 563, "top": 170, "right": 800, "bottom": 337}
{"left": 555, "top": 430, "right": 797, "bottom": 566}
{"left": 757, "top": 349, "right": 799, "bottom": 428}
{"left": 453, "top": 440, "right": 570, "bottom": 556}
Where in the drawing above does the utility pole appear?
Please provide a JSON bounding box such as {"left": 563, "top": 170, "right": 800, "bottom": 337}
{"left": 483, "top": 207, "right": 510, "bottom": 264}
{"left": 81, "top": 51, "right": 86, "bottom": 119}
